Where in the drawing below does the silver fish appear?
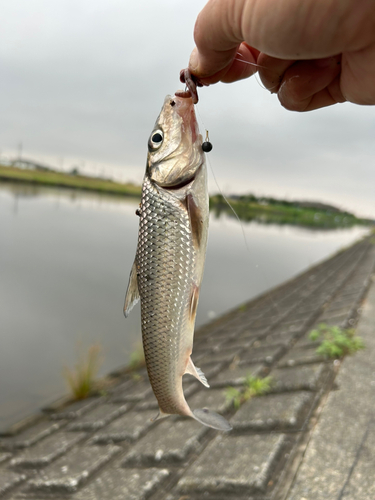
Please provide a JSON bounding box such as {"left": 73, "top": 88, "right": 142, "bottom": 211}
{"left": 124, "top": 94, "right": 231, "bottom": 431}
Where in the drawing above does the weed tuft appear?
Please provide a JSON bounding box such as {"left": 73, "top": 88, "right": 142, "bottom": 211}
{"left": 225, "top": 375, "right": 273, "bottom": 409}
{"left": 309, "top": 323, "right": 365, "bottom": 359}
{"left": 63, "top": 344, "right": 103, "bottom": 400}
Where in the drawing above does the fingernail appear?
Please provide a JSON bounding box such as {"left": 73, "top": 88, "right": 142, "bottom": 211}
{"left": 189, "top": 48, "right": 199, "bottom": 71}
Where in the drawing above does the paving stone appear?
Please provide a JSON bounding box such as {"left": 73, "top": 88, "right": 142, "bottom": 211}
{"left": 342, "top": 420, "right": 375, "bottom": 499}
{"left": 0, "top": 470, "right": 27, "bottom": 496}
{"left": 72, "top": 467, "right": 169, "bottom": 500}
{"left": 49, "top": 397, "right": 102, "bottom": 420}
{"left": 194, "top": 335, "right": 227, "bottom": 350}
{"left": 26, "top": 445, "right": 120, "bottom": 493}
{"left": 177, "top": 433, "right": 289, "bottom": 495}
{"left": 292, "top": 336, "right": 321, "bottom": 349}
{"left": 270, "top": 364, "right": 328, "bottom": 392}
{"left": 190, "top": 346, "right": 213, "bottom": 362}
{"left": 237, "top": 326, "right": 269, "bottom": 339}
{"left": 218, "top": 337, "right": 254, "bottom": 350}
{"left": 186, "top": 387, "right": 231, "bottom": 414}
{"left": 10, "top": 432, "right": 86, "bottom": 468}
{"left": 277, "top": 345, "right": 326, "bottom": 368}
{"left": 287, "top": 310, "right": 318, "bottom": 322}
{"left": 203, "top": 326, "right": 240, "bottom": 340}
{"left": 0, "top": 454, "right": 11, "bottom": 464}
{"left": 0, "top": 420, "right": 64, "bottom": 450}
{"left": 250, "top": 315, "right": 284, "bottom": 329}
{"left": 196, "top": 346, "right": 242, "bottom": 365}
{"left": 318, "top": 312, "right": 349, "bottom": 326}
{"left": 121, "top": 418, "right": 207, "bottom": 466}
{"left": 323, "top": 303, "right": 354, "bottom": 316}
{"left": 239, "top": 344, "right": 286, "bottom": 365}
{"left": 209, "top": 363, "right": 263, "bottom": 388}
{"left": 91, "top": 409, "right": 156, "bottom": 444}
{"left": 278, "top": 319, "right": 308, "bottom": 331}
{"left": 110, "top": 379, "right": 152, "bottom": 403}
{"left": 67, "top": 404, "right": 129, "bottom": 431}
{"left": 107, "top": 378, "right": 133, "bottom": 394}
{"left": 271, "top": 323, "right": 305, "bottom": 337}
{"left": 256, "top": 331, "right": 295, "bottom": 345}
{"left": 231, "top": 391, "right": 313, "bottom": 431}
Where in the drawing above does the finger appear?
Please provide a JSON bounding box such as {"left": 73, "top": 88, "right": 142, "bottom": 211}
{"left": 257, "top": 54, "right": 295, "bottom": 93}
{"left": 192, "top": 43, "right": 259, "bottom": 85}
{"left": 189, "top": 0, "right": 248, "bottom": 78}
{"left": 220, "top": 43, "right": 260, "bottom": 83}
{"left": 277, "top": 56, "right": 346, "bottom": 111}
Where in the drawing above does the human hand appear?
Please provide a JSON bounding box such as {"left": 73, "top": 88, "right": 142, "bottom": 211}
{"left": 188, "top": 0, "right": 375, "bottom": 111}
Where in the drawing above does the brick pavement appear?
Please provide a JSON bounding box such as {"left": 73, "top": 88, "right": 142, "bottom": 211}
{"left": 0, "top": 235, "right": 374, "bottom": 500}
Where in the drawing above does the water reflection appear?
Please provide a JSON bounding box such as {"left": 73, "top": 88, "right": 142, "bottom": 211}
{"left": 0, "top": 182, "right": 369, "bottom": 431}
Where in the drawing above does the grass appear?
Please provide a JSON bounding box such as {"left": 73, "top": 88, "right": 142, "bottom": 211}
{"left": 225, "top": 375, "right": 273, "bottom": 409}
{"left": 63, "top": 344, "right": 103, "bottom": 400}
{"left": 0, "top": 164, "right": 141, "bottom": 197}
{"left": 210, "top": 194, "right": 373, "bottom": 229}
{"left": 309, "top": 323, "right": 365, "bottom": 359}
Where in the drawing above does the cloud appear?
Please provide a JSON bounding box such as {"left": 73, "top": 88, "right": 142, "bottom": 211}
{"left": 1, "top": 0, "right": 374, "bottom": 218}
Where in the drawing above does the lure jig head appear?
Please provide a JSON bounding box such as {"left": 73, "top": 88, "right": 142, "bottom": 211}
{"left": 202, "top": 130, "right": 213, "bottom": 153}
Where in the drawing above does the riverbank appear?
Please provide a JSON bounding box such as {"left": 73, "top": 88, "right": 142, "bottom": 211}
{"left": 1, "top": 164, "right": 372, "bottom": 230}
{"left": 0, "top": 165, "right": 141, "bottom": 197}
{"left": 0, "top": 235, "right": 374, "bottom": 499}
{"left": 210, "top": 193, "right": 373, "bottom": 229}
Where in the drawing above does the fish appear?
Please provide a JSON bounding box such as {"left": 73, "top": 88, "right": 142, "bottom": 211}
{"left": 124, "top": 94, "right": 231, "bottom": 432}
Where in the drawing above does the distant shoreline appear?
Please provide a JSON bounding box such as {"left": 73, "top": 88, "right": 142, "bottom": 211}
{"left": 0, "top": 164, "right": 141, "bottom": 198}
{"left": 1, "top": 164, "right": 372, "bottom": 230}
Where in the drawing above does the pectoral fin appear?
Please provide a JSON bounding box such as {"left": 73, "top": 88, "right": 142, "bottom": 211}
{"left": 187, "top": 193, "right": 203, "bottom": 249}
{"left": 185, "top": 357, "right": 210, "bottom": 388}
{"left": 123, "top": 261, "right": 140, "bottom": 317}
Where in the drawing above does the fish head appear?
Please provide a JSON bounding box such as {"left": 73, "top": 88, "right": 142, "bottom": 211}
{"left": 146, "top": 95, "right": 204, "bottom": 188}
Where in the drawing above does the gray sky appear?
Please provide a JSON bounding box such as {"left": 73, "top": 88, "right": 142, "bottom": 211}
{"left": 1, "top": 0, "right": 374, "bottom": 218}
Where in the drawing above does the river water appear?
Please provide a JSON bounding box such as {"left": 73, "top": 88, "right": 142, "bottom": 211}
{"left": 0, "top": 182, "right": 369, "bottom": 431}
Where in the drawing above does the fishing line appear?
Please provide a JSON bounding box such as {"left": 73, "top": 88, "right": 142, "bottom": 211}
{"left": 196, "top": 107, "right": 251, "bottom": 253}
{"left": 234, "top": 53, "right": 281, "bottom": 92}
{"left": 196, "top": 105, "right": 282, "bottom": 315}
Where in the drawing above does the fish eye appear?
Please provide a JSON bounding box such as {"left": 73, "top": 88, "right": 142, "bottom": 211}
{"left": 148, "top": 130, "right": 164, "bottom": 150}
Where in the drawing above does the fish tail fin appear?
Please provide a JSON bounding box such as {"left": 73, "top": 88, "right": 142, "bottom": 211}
{"left": 192, "top": 408, "right": 232, "bottom": 432}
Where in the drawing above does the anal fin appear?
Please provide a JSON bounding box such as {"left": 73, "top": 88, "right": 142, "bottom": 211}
{"left": 185, "top": 357, "right": 209, "bottom": 388}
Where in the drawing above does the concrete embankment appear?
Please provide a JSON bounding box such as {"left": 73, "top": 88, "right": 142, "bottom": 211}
{"left": 0, "top": 235, "right": 374, "bottom": 500}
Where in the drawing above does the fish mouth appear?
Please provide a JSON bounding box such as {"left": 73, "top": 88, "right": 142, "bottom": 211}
{"left": 172, "top": 96, "right": 199, "bottom": 144}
